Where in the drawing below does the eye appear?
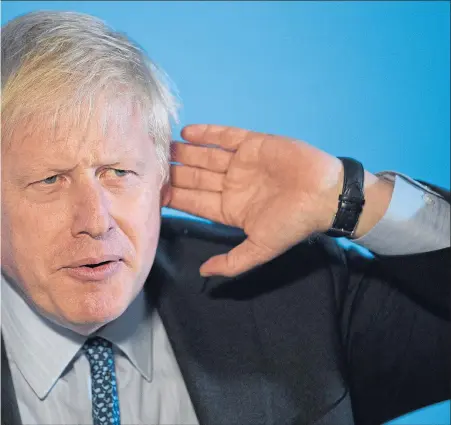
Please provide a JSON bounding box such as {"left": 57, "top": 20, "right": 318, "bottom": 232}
{"left": 102, "top": 168, "right": 137, "bottom": 181}
{"left": 40, "top": 175, "right": 59, "bottom": 185}
{"left": 113, "top": 169, "right": 133, "bottom": 177}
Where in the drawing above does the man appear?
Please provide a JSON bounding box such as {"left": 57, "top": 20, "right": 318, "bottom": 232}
{"left": 1, "top": 10, "right": 449, "bottom": 425}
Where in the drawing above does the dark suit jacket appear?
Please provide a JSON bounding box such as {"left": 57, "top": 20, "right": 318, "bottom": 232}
{"left": 2, "top": 183, "right": 450, "bottom": 425}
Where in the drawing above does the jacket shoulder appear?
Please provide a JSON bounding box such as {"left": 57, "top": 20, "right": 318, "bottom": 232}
{"left": 160, "top": 216, "right": 247, "bottom": 246}
{"left": 159, "top": 215, "right": 350, "bottom": 275}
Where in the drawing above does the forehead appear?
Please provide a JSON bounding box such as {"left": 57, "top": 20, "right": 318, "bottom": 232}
{"left": 4, "top": 99, "right": 151, "bottom": 159}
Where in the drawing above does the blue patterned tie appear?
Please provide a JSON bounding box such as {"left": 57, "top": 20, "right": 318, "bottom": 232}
{"left": 83, "top": 337, "right": 121, "bottom": 425}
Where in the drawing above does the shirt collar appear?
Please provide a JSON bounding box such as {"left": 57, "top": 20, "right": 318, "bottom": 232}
{"left": 98, "top": 290, "right": 153, "bottom": 382}
{"left": 1, "top": 274, "right": 153, "bottom": 400}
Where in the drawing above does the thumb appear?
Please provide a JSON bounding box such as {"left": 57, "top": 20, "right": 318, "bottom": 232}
{"left": 199, "top": 239, "right": 276, "bottom": 277}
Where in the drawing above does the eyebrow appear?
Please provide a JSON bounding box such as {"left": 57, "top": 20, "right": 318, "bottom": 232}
{"left": 103, "top": 160, "right": 148, "bottom": 170}
{"left": 9, "top": 166, "right": 72, "bottom": 186}
{"left": 12, "top": 159, "right": 149, "bottom": 185}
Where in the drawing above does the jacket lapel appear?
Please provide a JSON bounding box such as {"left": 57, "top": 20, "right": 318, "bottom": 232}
{"left": 1, "top": 335, "right": 22, "bottom": 425}
{"left": 147, "top": 237, "right": 271, "bottom": 425}
{"left": 147, "top": 220, "right": 353, "bottom": 425}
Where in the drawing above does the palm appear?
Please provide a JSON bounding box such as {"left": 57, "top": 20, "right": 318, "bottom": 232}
{"left": 170, "top": 125, "right": 342, "bottom": 276}
{"left": 224, "top": 139, "right": 316, "bottom": 237}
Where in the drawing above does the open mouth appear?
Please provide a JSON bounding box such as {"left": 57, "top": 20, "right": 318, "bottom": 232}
{"left": 84, "top": 261, "right": 114, "bottom": 268}
{"left": 65, "top": 258, "right": 122, "bottom": 280}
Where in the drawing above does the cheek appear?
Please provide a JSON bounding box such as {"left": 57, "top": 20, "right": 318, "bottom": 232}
{"left": 114, "top": 185, "right": 162, "bottom": 263}
{"left": 1, "top": 200, "right": 62, "bottom": 279}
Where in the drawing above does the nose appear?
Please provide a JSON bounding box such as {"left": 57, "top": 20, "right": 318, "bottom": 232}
{"left": 71, "top": 180, "right": 114, "bottom": 239}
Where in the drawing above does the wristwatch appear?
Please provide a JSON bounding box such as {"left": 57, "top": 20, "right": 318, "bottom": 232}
{"left": 325, "top": 157, "right": 365, "bottom": 238}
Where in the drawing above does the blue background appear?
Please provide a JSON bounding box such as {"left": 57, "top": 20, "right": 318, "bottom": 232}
{"left": 2, "top": 1, "right": 450, "bottom": 424}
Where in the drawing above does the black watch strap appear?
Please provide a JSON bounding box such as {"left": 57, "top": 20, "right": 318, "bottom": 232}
{"left": 325, "top": 157, "right": 365, "bottom": 239}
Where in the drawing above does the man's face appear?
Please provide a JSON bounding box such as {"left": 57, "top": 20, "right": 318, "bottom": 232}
{"left": 1, "top": 102, "right": 168, "bottom": 334}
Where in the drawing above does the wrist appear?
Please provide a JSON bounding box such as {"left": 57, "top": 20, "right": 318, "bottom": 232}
{"left": 352, "top": 172, "right": 394, "bottom": 238}
{"left": 321, "top": 157, "right": 366, "bottom": 237}
{"left": 315, "top": 158, "right": 345, "bottom": 233}
{"left": 320, "top": 168, "right": 394, "bottom": 238}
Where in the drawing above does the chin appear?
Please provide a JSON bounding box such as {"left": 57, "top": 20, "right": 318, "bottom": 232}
{"left": 58, "top": 301, "right": 128, "bottom": 335}
{"left": 52, "top": 279, "right": 137, "bottom": 334}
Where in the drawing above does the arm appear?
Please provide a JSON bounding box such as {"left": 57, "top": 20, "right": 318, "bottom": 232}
{"left": 331, "top": 183, "right": 450, "bottom": 424}
{"left": 169, "top": 123, "right": 448, "bottom": 279}
{"left": 169, "top": 124, "right": 450, "bottom": 423}
{"left": 350, "top": 176, "right": 450, "bottom": 320}
{"left": 353, "top": 173, "right": 450, "bottom": 255}
{"left": 338, "top": 241, "right": 450, "bottom": 425}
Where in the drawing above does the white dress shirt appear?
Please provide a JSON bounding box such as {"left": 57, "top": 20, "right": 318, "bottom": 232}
{"left": 1, "top": 282, "right": 199, "bottom": 425}
{"left": 1, "top": 172, "right": 450, "bottom": 425}
{"left": 354, "top": 173, "right": 450, "bottom": 254}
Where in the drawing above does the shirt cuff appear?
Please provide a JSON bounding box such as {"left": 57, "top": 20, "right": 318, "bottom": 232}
{"left": 352, "top": 172, "right": 451, "bottom": 255}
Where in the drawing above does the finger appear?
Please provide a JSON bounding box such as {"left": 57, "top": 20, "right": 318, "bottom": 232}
{"left": 181, "top": 124, "right": 262, "bottom": 150}
{"left": 171, "top": 141, "right": 233, "bottom": 172}
{"left": 168, "top": 187, "right": 225, "bottom": 223}
{"left": 199, "top": 239, "right": 275, "bottom": 277}
{"left": 171, "top": 164, "right": 224, "bottom": 192}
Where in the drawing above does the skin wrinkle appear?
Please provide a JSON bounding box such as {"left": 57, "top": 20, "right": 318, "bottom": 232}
{"left": 1, "top": 99, "right": 170, "bottom": 336}
{"left": 1, "top": 11, "right": 176, "bottom": 338}
{"left": 8, "top": 97, "right": 150, "bottom": 186}
{"left": 3, "top": 65, "right": 176, "bottom": 182}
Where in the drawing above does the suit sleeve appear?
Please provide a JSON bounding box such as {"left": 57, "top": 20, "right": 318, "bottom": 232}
{"left": 336, "top": 183, "right": 450, "bottom": 425}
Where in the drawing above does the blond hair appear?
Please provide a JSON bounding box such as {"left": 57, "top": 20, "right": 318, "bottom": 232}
{"left": 1, "top": 10, "right": 178, "bottom": 182}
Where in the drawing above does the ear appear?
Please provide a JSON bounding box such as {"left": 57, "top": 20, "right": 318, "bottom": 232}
{"left": 160, "top": 182, "right": 172, "bottom": 207}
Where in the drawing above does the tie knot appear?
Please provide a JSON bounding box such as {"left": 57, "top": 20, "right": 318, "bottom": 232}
{"left": 82, "top": 336, "right": 114, "bottom": 365}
